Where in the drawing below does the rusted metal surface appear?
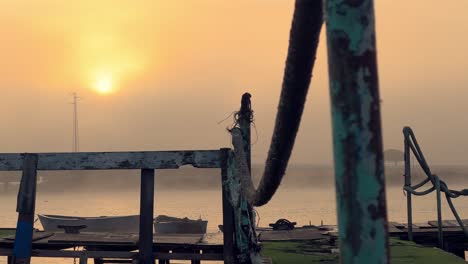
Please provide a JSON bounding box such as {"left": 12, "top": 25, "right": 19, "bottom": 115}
{"left": 325, "top": 0, "right": 389, "bottom": 263}
{"left": 0, "top": 150, "right": 221, "bottom": 171}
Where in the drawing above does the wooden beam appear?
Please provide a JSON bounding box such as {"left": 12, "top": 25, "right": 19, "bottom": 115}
{"left": 0, "top": 249, "right": 224, "bottom": 261}
{"left": 138, "top": 169, "right": 155, "bottom": 264}
{"left": 13, "top": 154, "right": 38, "bottom": 264}
{"left": 0, "top": 150, "right": 221, "bottom": 171}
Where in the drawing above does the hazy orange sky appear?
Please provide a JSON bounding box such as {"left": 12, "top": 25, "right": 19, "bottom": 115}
{"left": 1, "top": 0, "right": 467, "bottom": 165}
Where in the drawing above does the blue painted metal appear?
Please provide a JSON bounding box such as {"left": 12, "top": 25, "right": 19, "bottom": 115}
{"left": 13, "top": 153, "right": 38, "bottom": 264}
{"left": 325, "top": 0, "right": 389, "bottom": 263}
{"left": 13, "top": 221, "right": 33, "bottom": 258}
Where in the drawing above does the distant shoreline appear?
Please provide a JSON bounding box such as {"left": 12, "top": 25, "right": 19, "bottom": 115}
{"left": 2, "top": 164, "right": 468, "bottom": 193}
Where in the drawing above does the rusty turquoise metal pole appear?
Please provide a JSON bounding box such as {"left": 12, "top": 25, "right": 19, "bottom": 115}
{"left": 325, "top": 0, "right": 389, "bottom": 263}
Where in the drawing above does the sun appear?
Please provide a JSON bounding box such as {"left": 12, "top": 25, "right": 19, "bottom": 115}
{"left": 94, "top": 74, "right": 114, "bottom": 94}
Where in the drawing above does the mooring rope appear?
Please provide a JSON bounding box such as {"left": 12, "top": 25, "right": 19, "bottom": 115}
{"left": 403, "top": 127, "right": 468, "bottom": 236}
{"left": 230, "top": 0, "right": 323, "bottom": 207}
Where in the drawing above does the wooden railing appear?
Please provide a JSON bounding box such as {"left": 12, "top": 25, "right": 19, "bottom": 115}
{"left": 0, "top": 148, "right": 252, "bottom": 264}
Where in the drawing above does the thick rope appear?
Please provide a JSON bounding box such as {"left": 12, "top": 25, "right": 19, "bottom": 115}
{"left": 230, "top": 0, "right": 323, "bottom": 207}
{"left": 403, "top": 127, "right": 468, "bottom": 236}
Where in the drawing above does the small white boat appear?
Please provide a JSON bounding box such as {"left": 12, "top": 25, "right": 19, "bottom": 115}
{"left": 38, "top": 214, "right": 140, "bottom": 233}
{"left": 154, "top": 215, "right": 208, "bottom": 234}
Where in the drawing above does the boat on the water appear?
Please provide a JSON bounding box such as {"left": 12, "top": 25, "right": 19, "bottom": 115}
{"left": 154, "top": 215, "right": 208, "bottom": 234}
{"left": 38, "top": 214, "right": 140, "bottom": 233}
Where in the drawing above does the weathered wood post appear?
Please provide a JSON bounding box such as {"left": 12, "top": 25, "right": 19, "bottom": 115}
{"left": 139, "top": 169, "right": 155, "bottom": 264}
{"left": 221, "top": 148, "right": 236, "bottom": 264}
{"left": 13, "top": 153, "right": 38, "bottom": 264}
{"left": 79, "top": 254, "right": 88, "bottom": 264}
{"left": 325, "top": 0, "right": 390, "bottom": 263}
{"left": 236, "top": 93, "right": 259, "bottom": 263}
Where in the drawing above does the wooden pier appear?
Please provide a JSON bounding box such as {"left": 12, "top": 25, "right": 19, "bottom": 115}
{"left": 1, "top": 220, "right": 467, "bottom": 263}
{"left": 259, "top": 221, "right": 468, "bottom": 260}
{"left": 0, "top": 230, "right": 223, "bottom": 263}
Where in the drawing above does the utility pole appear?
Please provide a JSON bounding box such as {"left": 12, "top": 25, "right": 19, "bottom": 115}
{"left": 72, "top": 92, "right": 80, "bottom": 152}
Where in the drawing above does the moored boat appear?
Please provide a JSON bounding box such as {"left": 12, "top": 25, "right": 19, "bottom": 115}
{"left": 38, "top": 214, "right": 140, "bottom": 233}
{"left": 154, "top": 215, "right": 208, "bottom": 234}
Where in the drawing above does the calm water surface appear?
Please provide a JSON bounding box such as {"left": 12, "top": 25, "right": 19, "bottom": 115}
{"left": 1, "top": 179, "right": 468, "bottom": 263}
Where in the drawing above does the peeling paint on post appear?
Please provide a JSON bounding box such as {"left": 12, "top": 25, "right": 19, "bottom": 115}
{"left": 325, "top": 0, "right": 389, "bottom": 263}
{"left": 237, "top": 93, "right": 259, "bottom": 264}
{"left": 221, "top": 148, "right": 236, "bottom": 264}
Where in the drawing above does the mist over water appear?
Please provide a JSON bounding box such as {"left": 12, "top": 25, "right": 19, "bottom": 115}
{"left": 1, "top": 165, "right": 468, "bottom": 263}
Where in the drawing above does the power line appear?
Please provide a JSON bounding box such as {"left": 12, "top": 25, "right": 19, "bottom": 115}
{"left": 71, "top": 92, "right": 80, "bottom": 152}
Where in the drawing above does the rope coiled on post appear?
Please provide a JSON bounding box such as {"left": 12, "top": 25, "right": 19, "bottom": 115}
{"left": 403, "top": 127, "right": 468, "bottom": 236}
{"left": 230, "top": 0, "right": 323, "bottom": 207}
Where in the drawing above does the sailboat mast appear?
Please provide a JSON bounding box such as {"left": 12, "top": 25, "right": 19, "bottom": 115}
{"left": 72, "top": 92, "right": 79, "bottom": 152}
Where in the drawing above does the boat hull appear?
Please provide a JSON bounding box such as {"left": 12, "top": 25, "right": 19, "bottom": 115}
{"left": 38, "top": 214, "right": 140, "bottom": 233}
{"left": 154, "top": 215, "right": 207, "bottom": 234}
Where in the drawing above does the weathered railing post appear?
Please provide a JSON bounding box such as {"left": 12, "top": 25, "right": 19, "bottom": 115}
{"left": 221, "top": 148, "right": 236, "bottom": 264}
{"left": 79, "top": 254, "right": 88, "bottom": 264}
{"left": 13, "top": 153, "right": 38, "bottom": 264}
{"left": 435, "top": 177, "right": 443, "bottom": 248}
{"left": 403, "top": 131, "right": 413, "bottom": 241}
{"left": 238, "top": 93, "right": 252, "bottom": 177}
{"left": 237, "top": 93, "right": 259, "bottom": 263}
{"left": 139, "top": 169, "right": 155, "bottom": 264}
{"left": 325, "top": 0, "right": 389, "bottom": 263}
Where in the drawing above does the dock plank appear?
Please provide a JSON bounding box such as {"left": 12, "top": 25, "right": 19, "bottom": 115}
{"left": 259, "top": 227, "right": 327, "bottom": 242}
{"left": 154, "top": 234, "right": 205, "bottom": 244}
{"left": 428, "top": 219, "right": 468, "bottom": 228}
{"left": 47, "top": 233, "right": 138, "bottom": 245}
{"left": 1, "top": 231, "right": 207, "bottom": 246}
{"left": 3, "top": 232, "right": 53, "bottom": 242}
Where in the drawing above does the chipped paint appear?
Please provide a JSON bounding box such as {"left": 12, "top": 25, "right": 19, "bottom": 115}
{"left": 0, "top": 150, "right": 221, "bottom": 171}
{"left": 226, "top": 151, "right": 240, "bottom": 207}
{"left": 224, "top": 93, "right": 261, "bottom": 264}
{"left": 325, "top": 0, "right": 389, "bottom": 263}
